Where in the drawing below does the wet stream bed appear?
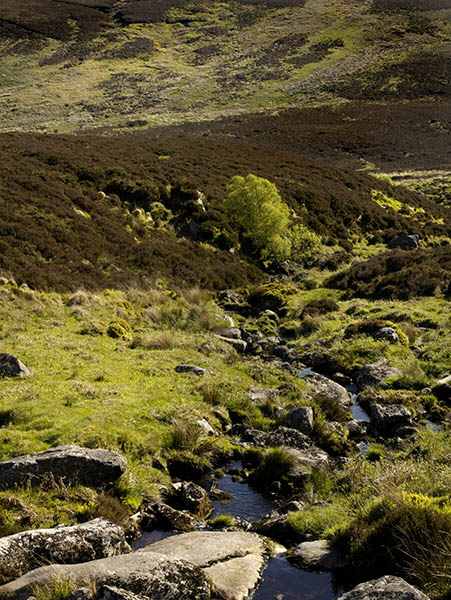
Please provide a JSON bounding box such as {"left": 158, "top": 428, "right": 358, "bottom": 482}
{"left": 135, "top": 463, "right": 344, "bottom": 599}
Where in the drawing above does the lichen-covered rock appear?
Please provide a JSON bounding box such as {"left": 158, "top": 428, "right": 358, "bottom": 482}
{"left": 334, "top": 575, "right": 430, "bottom": 600}
{"left": 355, "top": 359, "right": 403, "bottom": 390}
{"left": 214, "top": 335, "right": 247, "bottom": 353}
{"left": 0, "top": 518, "right": 130, "bottom": 585}
{"left": 0, "top": 353, "right": 31, "bottom": 377}
{"left": 0, "top": 446, "right": 127, "bottom": 489}
{"left": 147, "top": 501, "right": 197, "bottom": 531}
{"left": 0, "top": 552, "right": 211, "bottom": 600}
{"left": 304, "top": 372, "right": 351, "bottom": 408}
{"left": 283, "top": 407, "right": 314, "bottom": 436}
{"left": 283, "top": 445, "right": 330, "bottom": 471}
{"left": 142, "top": 531, "right": 266, "bottom": 600}
{"left": 370, "top": 403, "right": 412, "bottom": 436}
{"left": 97, "top": 586, "right": 148, "bottom": 600}
{"left": 263, "top": 426, "right": 312, "bottom": 450}
{"left": 347, "top": 419, "right": 371, "bottom": 439}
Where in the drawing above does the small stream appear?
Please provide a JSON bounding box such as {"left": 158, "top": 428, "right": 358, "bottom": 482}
{"left": 135, "top": 462, "right": 344, "bottom": 599}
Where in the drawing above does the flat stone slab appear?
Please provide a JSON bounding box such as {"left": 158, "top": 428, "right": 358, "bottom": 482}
{"left": 204, "top": 553, "right": 265, "bottom": 600}
{"left": 0, "top": 552, "right": 210, "bottom": 600}
{"left": 0, "top": 445, "right": 127, "bottom": 488}
{"left": 141, "top": 531, "right": 264, "bottom": 567}
{"left": 141, "top": 531, "right": 267, "bottom": 600}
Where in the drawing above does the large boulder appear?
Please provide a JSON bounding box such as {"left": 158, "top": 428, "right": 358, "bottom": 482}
{"left": 0, "top": 518, "right": 130, "bottom": 585}
{"left": 334, "top": 575, "right": 430, "bottom": 600}
{"left": 283, "top": 406, "right": 314, "bottom": 436}
{"left": 304, "top": 372, "right": 351, "bottom": 408}
{"left": 374, "top": 327, "right": 399, "bottom": 343}
{"left": 0, "top": 446, "right": 127, "bottom": 488}
{"left": 289, "top": 539, "right": 347, "bottom": 571}
{"left": 142, "top": 531, "right": 266, "bottom": 600}
{"left": 0, "top": 353, "right": 31, "bottom": 377}
{"left": 174, "top": 365, "right": 210, "bottom": 376}
{"left": 0, "top": 552, "right": 210, "bottom": 600}
{"left": 355, "top": 359, "right": 403, "bottom": 390}
{"left": 370, "top": 403, "right": 412, "bottom": 436}
{"left": 283, "top": 445, "right": 330, "bottom": 472}
{"left": 247, "top": 386, "right": 280, "bottom": 405}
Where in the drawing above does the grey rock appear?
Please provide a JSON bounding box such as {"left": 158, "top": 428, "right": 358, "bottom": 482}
{"left": 374, "top": 327, "right": 399, "bottom": 343}
{"left": 283, "top": 406, "right": 314, "bottom": 436}
{"left": 355, "top": 359, "right": 403, "bottom": 390}
{"left": 335, "top": 575, "right": 430, "bottom": 600}
{"left": 432, "top": 374, "right": 451, "bottom": 404}
{"left": 169, "top": 482, "right": 212, "bottom": 518}
{"left": 251, "top": 514, "right": 303, "bottom": 546}
{"left": 346, "top": 419, "right": 371, "bottom": 439}
{"left": 0, "top": 518, "right": 130, "bottom": 585}
{"left": 304, "top": 372, "right": 351, "bottom": 408}
{"left": 370, "top": 403, "right": 412, "bottom": 436}
{"left": 322, "top": 421, "right": 345, "bottom": 438}
{"left": 196, "top": 418, "right": 215, "bottom": 435}
{"left": 270, "top": 345, "right": 296, "bottom": 362}
{"left": 247, "top": 386, "right": 280, "bottom": 405}
{"left": 0, "top": 353, "right": 31, "bottom": 377}
{"left": 218, "top": 328, "right": 241, "bottom": 339}
{"left": 214, "top": 336, "right": 247, "bottom": 353}
{"left": 218, "top": 290, "right": 244, "bottom": 305}
{"left": 174, "top": 365, "right": 210, "bottom": 376}
{"left": 283, "top": 445, "right": 330, "bottom": 472}
{"left": 279, "top": 500, "right": 304, "bottom": 514}
{"left": 388, "top": 234, "right": 420, "bottom": 250}
{"left": 289, "top": 539, "right": 347, "bottom": 571}
{"left": 264, "top": 426, "right": 312, "bottom": 450}
{"left": 149, "top": 501, "right": 197, "bottom": 531}
{"left": 142, "top": 531, "right": 266, "bottom": 600}
{"left": 0, "top": 445, "right": 127, "bottom": 489}
{"left": 0, "top": 552, "right": 210, "bottom": 600}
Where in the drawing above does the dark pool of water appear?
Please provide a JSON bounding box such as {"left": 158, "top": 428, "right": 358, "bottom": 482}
{"left": 207, "top": 465, "right": 276, "bottom": 522}
{"left": 253, "top": 554, "right": 343, "bottom": 600}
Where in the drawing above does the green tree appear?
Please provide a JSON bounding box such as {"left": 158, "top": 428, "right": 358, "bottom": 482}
{"left": 225, "top": 174, "right": 291, "bottom": 261}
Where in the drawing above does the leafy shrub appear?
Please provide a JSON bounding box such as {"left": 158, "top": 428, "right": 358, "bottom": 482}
{"left": 288, "top": 223, "right": 321, "bottom": 265}
{"left": 225, "top": 174, "right": 291, "bottom": 261}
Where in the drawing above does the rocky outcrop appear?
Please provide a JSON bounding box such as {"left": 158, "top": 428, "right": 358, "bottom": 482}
{"left": 0, "top": 552, "right": 211, "bottom": 600}
{"left": 142, "top": 502, "right": 197, "bottom": 532}
{"left": 263, "top": 426, "right": 312, "bottom": 450}
{"left": 0, "top": 519, "right": 130, "bottom": 585}
{"left": 283, "top": 406, "right": 314, "bottom": 436}
{"left": 347, "top": 419, "right": 371, "bottom": 439}
{"left": 142, "top": 531, "right": 267, "bottom": 600}
{"left": 97, "top": 587, "right": 148, "bottom": 600}
{"left": 289, "top": 539, "right": 347, "bottom": 571}
{"left": 0, "top": 446, "right": 127, "bottom": 489}
{"left": 335, "top": 575, "right": 430, "bottom": 600}
{"left": 304, "top": 372, "right": 351, "bottom": 408}
{"left": 370, "top": 403, "right": 412, "bottom": 436}
{"left": 215, "top": 335, "right": 247, "bottom": 353}
{"left": 0, "top": 353, "right": 31, "bottom": 377}
{"left": 283, "top": 446, "right": 330, "bottom": 471}
{"left": 355, "top": 359, "right": 403, "bottom": 389}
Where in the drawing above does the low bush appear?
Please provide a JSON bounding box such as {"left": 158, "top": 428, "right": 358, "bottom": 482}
{"left": 208, "top": 514, "right": 235, "bottom": 529}
{"left": 251, "top": 447, "right": 297, "bottom": 487}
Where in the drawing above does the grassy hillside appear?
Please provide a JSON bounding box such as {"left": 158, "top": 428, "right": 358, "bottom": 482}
{"left": 0, "top": 0, "right": 449, "bottom": 144}
{"left": 0, "top": 132, "right": 449, "bottom": 291}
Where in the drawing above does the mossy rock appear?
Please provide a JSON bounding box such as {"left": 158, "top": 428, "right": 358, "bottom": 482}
{"left": 248, "top": 282, "right": 297, "bottom": 315}
{"left": 166, "top": 452, "right": 211, "bottom": 480}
